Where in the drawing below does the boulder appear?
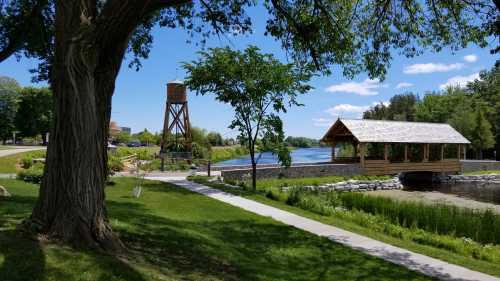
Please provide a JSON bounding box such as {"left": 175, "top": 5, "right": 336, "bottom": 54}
{"left": 0, "top": 185, "right": 11, "bottom": 197}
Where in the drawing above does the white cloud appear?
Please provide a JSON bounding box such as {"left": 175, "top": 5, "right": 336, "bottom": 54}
{"left": 463, "top": 54, "right": 478, "bottom": 63}
{"left": 439, "top": 73, "right": 480, "bottom": 90}
{"left": 325, "top": 104, "right": 370, "bottom": 118}
{"left": 403, "top": 63, "right": 463, "bottom": 74}
{"left": 396, "top": 82, "right": 413, "bottom": 89}
{"left": 372, "top": 101, "right": 390, "bottom": 107}
{"left": 312, "top": 118, "right": 334, "bottom": 127}
{"left": 325, "top": 79, "right": 383, "bottom": 96}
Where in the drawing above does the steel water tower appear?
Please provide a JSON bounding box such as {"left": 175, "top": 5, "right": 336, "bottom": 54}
{"left": 160, "top": 80, "right": 192, "bottom": 165}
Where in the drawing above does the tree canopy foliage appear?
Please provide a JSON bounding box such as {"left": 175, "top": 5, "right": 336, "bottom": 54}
{"left": 0, "top": 76, "right": 20, "bottom": 142}
{"left": 184, "top": 46, "right": 311, "bottom": 189}
{"left": 14, "top": 87, "right": 53, "bottom": 143}
{"left": 1, "top": 0, "right": 498, "bottom": 81}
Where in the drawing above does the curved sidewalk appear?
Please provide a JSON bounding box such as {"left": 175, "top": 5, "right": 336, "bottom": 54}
{"left": 148, "top": 177, "right": 500, "bottom": 281}
{"left": 0, "top": 146, "right": 46, "bottom": 158}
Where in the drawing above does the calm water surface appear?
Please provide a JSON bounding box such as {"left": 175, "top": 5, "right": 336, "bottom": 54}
{"left": 216, "top": 147, "right": 331, "bottom": 166}
{"left": 404, "top": 181, "right": 500, "bottom": 204}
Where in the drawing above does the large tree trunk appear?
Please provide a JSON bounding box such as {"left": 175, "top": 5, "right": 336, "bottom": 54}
{"left": 20, "top": 1, "right": 133, "bottom": 253}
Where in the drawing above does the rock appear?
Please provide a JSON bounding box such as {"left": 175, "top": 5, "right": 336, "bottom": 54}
{"left": 0, "top": 185, "right": 11, "bottom": 197}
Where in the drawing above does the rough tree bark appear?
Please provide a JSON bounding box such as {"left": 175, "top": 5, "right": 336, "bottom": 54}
{"left": 20, "top": 0, "right": 157, "bottom": 252}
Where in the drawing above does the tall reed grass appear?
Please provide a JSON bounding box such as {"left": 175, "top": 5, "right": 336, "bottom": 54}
{"left": 339, "top": 192, "right": 500, "bottom": 244}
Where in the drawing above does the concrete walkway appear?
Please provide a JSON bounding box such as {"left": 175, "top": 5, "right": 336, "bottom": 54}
{"left": 148, "top": 177, "right": 500, "bottom": 281}
{"left": 0, "top": 146, "right": 46, "bottom": 158}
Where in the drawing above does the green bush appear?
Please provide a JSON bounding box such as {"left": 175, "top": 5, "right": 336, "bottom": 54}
{"left": 21, "top": 156, "right": 33, "bottom": 169}
{"left": 210, "top": 146, "right": 249, "bottom": 162}
{"left": 17, "top": 163, "right": 44, "bottom": 183}
{"left": 108, "top": 156, "right": 124, "bottom": 172}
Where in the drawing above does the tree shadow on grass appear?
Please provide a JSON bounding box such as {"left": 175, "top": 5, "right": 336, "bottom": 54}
{"left": 0, "top": 193, "right": 148, "bottom": 281}
{"left": 108, "top": 199, "right": 435, "bottom": 281}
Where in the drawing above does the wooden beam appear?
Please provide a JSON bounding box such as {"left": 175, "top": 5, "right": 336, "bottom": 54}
{"left": 331, "top": 142, "right": 336, "bottom": 162}
{"left": 404, "top": 144, "right": 408, "bottom": 162}
{"left": 423, "top": 144, "right": 428, "bottom": 162}
{"left": 384, "top": 143, "right": 388, "bottom": 161}
{"left": 359, "top": 143, "right": 365, "bottom": 167}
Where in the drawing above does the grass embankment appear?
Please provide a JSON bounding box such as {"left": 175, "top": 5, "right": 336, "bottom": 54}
{"left": 465, "top": 170, "right": 500, "bottom": 175}
{"left": 190, "top": 176, "right": 500, "bottom": 277}
{"left": 0, "top": 177, "right": 433, "bottom": 281}
{"left": 210, "top": 145, "right": 248, "bottom": 163}
{"left": 0, "top": 150, "right": 46, "bottom": 173}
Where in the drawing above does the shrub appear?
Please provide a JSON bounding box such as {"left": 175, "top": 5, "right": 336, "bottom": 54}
{"left": 17, "top": 163, "right": 44, "bottom": 183}
{"left": 21, "top": 156, "right": 33, "bottom": 169}
{"left": 108, "top": 156, "right": 124, "bottom": 172}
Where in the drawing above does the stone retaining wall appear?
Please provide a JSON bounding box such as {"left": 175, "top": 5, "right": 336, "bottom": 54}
{"left": 461, "top": 160, "right": 500, "bottom": 173}
{"left": 285, "top": 177, "right": 403, "bottom": 192}
{"left": 442, "top": 174, "right": 500, "bottom": 184}
{"left": 221, "top": 163, "right": 362, "bottom": 181}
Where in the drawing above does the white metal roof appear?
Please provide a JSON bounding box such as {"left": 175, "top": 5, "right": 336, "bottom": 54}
{"left": 324, "top": 119, "right": 470, "bottom": 144}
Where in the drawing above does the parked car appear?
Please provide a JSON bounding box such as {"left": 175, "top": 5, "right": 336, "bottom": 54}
{"left": 127, "top": 141, "right": 141, "bottom": 147}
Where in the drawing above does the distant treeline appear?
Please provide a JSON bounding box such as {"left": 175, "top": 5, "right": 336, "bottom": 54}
{"left": 285, "top": 136, "right": 325, "bottom": 148}
{"left": 363, "top": 65, "right": 499, "bottom": 160}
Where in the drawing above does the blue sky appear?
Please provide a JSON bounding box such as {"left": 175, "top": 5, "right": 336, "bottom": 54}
{"left": 0, "top": 5, "right": 497, "bottom": 139}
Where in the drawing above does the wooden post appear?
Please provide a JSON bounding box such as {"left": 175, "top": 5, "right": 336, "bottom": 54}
{"left": 404, "top": 144, "right": 409, "bottom": 162}
{"left": 359, "top": 143, "right": 365, "bottom": 167}
{"left": 457, "top": 144, "right": 461, "bottom": 160}
{"left": 384, "top": 143, "right": 388, "bottom": 161}
{"left": 331, "top": 142, "right": 336, "bottom": 162}
{"left": 423, "top": 144, "right": 428, "bottom": 162}
{"left": 441, "top": 144, "right": 445, "bottom": 161}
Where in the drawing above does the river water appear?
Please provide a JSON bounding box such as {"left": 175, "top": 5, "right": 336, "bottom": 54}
{"left": 216, "top": 147, "right": 331, "bottom": 166}
{"left": 404, "top": 181, "right": 500, "bottom": 205}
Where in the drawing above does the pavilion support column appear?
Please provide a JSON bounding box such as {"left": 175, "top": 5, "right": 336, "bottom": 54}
{"left": 359, "top": 143, "right": 365, "bottom": 167}
{"left": 384, "top": 143, "right": 388, "bottom": 162}
{"left": 404, "top": 144, "right": 409, "bottom": 162}
{"left": 331, "top": 142, "right": 336, "bottom": 162}
{"left": 423, "top": 144, "right": 428, "bottom": 162}
{"left": 441, "top": 144, "right": 445, "bottom": 161}
{"left": 457, "top": 144, "right": 461, "bottom": 160}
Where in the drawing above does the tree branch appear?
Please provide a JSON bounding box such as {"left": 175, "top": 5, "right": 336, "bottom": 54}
{"left": 0, "top": 0, "right": 49, "bottom": 63}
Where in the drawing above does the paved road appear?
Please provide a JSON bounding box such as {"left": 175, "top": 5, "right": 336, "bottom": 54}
{"left": 0, "top": 146, "right": 46, "bottom": 158}
{"left": 148, "top": 176, "right": 500, "bottom": 281}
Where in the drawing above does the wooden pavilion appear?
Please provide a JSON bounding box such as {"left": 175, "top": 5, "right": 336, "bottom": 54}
{"left": 321, "top": 119, "right": 470, "bottom": 175}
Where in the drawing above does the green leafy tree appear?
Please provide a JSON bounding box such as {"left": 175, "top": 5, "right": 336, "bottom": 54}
{"left": 137, "top": 129, "right": 155, "bottom": 146}
{"left": 471, "top": 108, "right": 495, "bottom": 159}
{"left": 363, "top": 102, "right": 390, "bottom": 120}
{"left": 14, "top": 87, "right": 53, "bottom": 144}
{"left": 115, "top": 131, "right": 131, "bottom": 144}
{"left": 1, "top": 0, "right": 497, "bottom": 250}
{"left": 364, "top": 93, "right": 418, "bottom": 121}
{"left": 0, "top": 76, "right": 20, "bottom": 144}
{"left": 184, "top": 46, "right": 312, "bottom": 189}
{"left": 468, "top": 65, "right": 500, "bottom": 160}
{"left": 206, "top": 131, "right": 223, "bottom": 146}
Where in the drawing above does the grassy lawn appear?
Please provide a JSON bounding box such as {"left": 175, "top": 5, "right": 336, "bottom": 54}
{"left": 251, "top": 175, "right": 391, "bottom": 190}
{"left": 465, "top": 170, "right": 500, "bottom": 175}
{"left": 0, "top": 150, "right": 46, "bottom": 173}
{"left": 190, "top": 176, "right": 500, "bottom": 277}
{"left": 0, "top": 177, "right": 433, "bottom": 281}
